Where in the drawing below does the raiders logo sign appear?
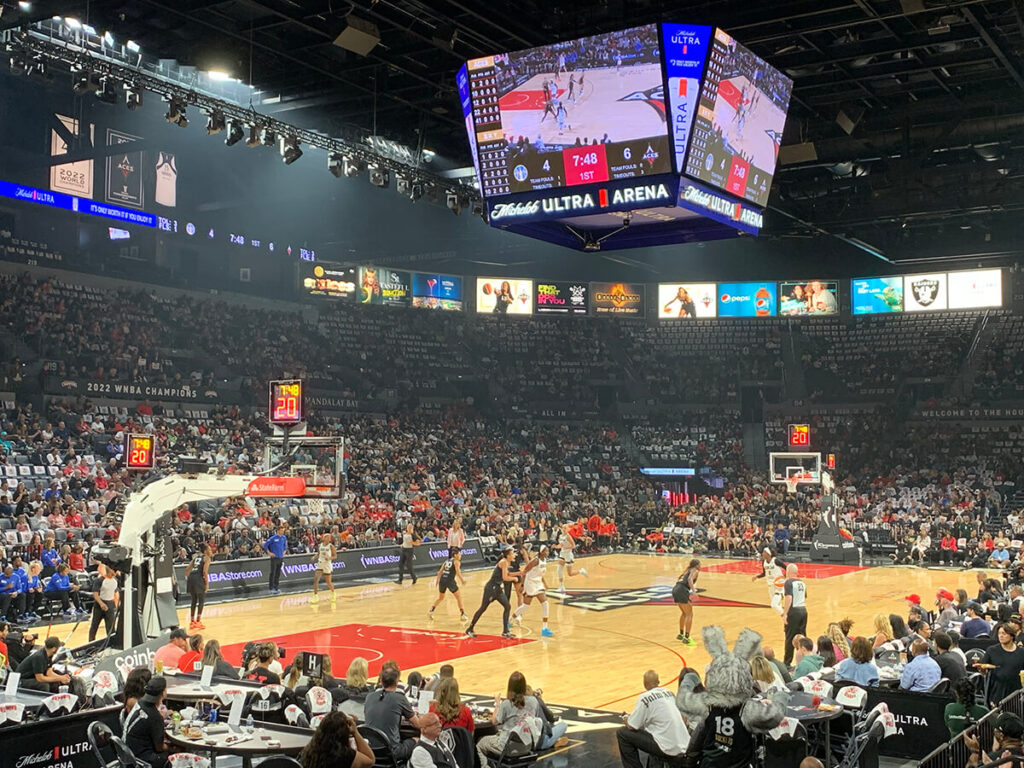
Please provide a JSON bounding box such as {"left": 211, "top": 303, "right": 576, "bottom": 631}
{"left": 911, "top": 279, "right": 939, "bottom": 306}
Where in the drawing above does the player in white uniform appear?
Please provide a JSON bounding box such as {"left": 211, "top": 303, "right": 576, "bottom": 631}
{"left": 751, "top": 548, "right": 787, "bottom": 613}
{"left": 511, "top": 545, "right": 554, "bottom": 637}
{"left": 555, "top": 525, "right": 588, "bottom": 591}
{"left": 311, "top": 533, "right": 336, "bottom": 605}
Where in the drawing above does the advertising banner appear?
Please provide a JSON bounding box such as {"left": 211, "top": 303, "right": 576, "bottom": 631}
{"left": 301, "top": 263, "right": 358, "bottom": 300}
{"left": 903, "top": 272, "right": 948, "bottom": 312}
{"left": 947, "top": 268, "right": 1002, "bottom": 309}
{"left": 412, "top": 273, "right": 463, "bottom": 311}
{"left": 50, "top": 114, "right": 94, "bottom": 198}
{"left": 104, "top": 129, "right": 144, "bottom": 209}
{"left": 717, "top": 281, "right": 777, "bottom": 317}
{"left": 535, "top": 281, "right": 588, "bottom": 315}
{"left": 0, "top": 705, "right": 122, "bottom": 768}
{"left": 676, "top": 180, "right": 764, "bottom": 235}
{"left": 175, "top": 538, "right": 484, "bottom": 599}
{"left": 661, "top": 24, "right": 712, "bottom": 173}
{"left": 657, "top": 283, "right": 717, "bottom": 318}
{"left": 779, "top": 280, "right": 840, "bottom": 316}
{"left": 476, "top": 277, "right": 533, "bottom": 315}
{"left": 590, "top": 282, "right": 646, "bottom": 316}
{"left": 359, "top": 266, "right": 411, "bottom": 307}
{"left": 851, "top": 276, "right": 903, "bottom": 315}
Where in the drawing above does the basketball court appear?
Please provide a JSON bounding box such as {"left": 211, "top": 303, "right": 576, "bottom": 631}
{"left": 710, "top": 75, "right": 786, "bottom": 171}
{"left": 54, "top": 553, "right": 985, "bottom": 712}
{"left": 498, "top": 66, "right": 666, "bottom": 147}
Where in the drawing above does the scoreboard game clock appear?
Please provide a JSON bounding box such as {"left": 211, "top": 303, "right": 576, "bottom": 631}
{"left": 269, "top": 379, "right": 304, "bottom": 425}
{"left": 788, "top": 423, "right": 811, "bottom": 448}
{"left": 125, "top": 434, "right": 156, "bottom": 470}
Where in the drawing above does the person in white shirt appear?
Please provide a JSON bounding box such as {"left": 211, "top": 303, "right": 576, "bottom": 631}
{"left": 409, "top": 713, "right": 459, "bottom": 768}
{"left": 617, "top": 670, "right": 690, "bottom": 768}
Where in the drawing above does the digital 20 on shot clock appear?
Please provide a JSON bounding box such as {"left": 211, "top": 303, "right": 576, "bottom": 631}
{"left": 125, "top": 434, "right": 155, "bottom": 470}
{"left": 788, "top": 423, "right": 810, "bottom": 448}
{"left": 269, "top": 379, "right": 304, "bottom": 424}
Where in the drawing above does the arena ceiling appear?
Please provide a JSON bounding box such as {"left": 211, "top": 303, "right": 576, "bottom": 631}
{"left": 7, "top": 0, "right": 1024, "bottom": 260}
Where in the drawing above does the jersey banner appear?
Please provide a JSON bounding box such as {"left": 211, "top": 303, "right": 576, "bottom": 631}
{"left": 104, "top": 129, "right": 144, "bottom": 209}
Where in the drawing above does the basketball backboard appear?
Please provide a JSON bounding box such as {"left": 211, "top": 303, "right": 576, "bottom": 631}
{"left": 264, "top": 436, "right": 344, "bottom": 498}
{"left": 769, "top": 452, "right": 821, "bottom": 485}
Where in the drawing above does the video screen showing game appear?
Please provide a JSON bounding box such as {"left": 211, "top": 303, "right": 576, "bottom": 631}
{"left": 466, "top": 24, "right": 671, "bottom": 197}
{"left": 684, "top": 28, "right": 792, "bottom": 207}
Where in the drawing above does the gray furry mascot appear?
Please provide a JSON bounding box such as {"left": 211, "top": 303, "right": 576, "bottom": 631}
{"left": 677, "top": 626, "right": 788, "bottom": 759}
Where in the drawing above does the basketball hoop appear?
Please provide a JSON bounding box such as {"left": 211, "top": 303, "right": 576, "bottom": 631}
{"left": 306, "top": 497, "right": 324, "bottom": 517}
{"left": 784, "top": 476, "right": 800, "bottom": 495}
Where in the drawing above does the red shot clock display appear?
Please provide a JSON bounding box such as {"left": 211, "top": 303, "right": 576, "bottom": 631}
{"left": 269, "top": 379, "right": 304, "bottom": 425}
{"left": 788, "top": 423, "right": 810, "bottom": 448}
{"left": 125, "top": 434, "right": 156, "bottom": 470}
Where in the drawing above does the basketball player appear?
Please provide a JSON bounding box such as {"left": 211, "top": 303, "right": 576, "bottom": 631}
{"left": 541, "top": 87, "right": 557, "bottom": 124}
{"left": 429, "top": 549, "right": 468, "bottom": 622}
{"left": 751, "top": 549, "right": 788, "bottom": 613}
{"left": 557, "top": 51, "right": 567, "bottom": 78}
{"left": 555, "top": 100, "right": 569, "bottom": 136}
{"left": 185, "top": 543, "right": 210, "bottom": 630}
{"left": 555, "top": 524, "right": 588, "bottom": 591}
{"left": 311, "top": 533, "right": 336, "bottom": 605}
{"left": 511, "top": 545, "right": 554, "bottom": 637}
{"left": 567, "top": 74, "right": 576, "bottom": 104}
{"left": 673, "top": 559, "right": 700, "bottom": 645}
{"left": 465, "top": 546, "right": 518, "bottom": 639}
{"left": 510, "top": 542, "right": 531, "bottom": 608}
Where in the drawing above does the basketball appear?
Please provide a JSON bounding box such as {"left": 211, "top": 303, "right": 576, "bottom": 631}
{"left": 482, "top": 282, "right": 492, "bottom": 295}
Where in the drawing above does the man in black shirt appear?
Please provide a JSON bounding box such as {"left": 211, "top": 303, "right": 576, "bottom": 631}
{"left": 124, "top": 676, "right": 170, "bottom": 768}
{"left": 17, "top": 636, "right": 70, "bottom": 692}
{"left": 933, "top": 631, "right": 967, "bottom": 683}
{"left": 364, "top": 665, "right": 420, "bottom": 761}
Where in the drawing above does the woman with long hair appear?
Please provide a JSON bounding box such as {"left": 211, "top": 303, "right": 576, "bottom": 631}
{"left": 177, "top": 634, "right": 203, "bottom": 673}
{"left": 345, "top": 657, "right": 370, "bottom": 690}
{"left": 750, "top": 656, "right": 785, "bottom": 693}
{"left": 826, "top": 623, "right": 851, "bottom": 662}
{"left": 284, "top": 651, "right": 308, "bottom": 690}
{"left": 121, "top": 667, "right": 152, "bottom": 729}
{"left": 872, "top": 613, "right": 894, "bottom": 649}
{"left": 816, "top": 636, "right": 837, "bottom": 668}
{"left": 888, "top": 614, "right": 910, "bottom": 641}
{"left": 200, "top": 639, "right": 238, "bottom": 679}
{"left": 673, "top": 559, "right": 700, "bottom": 646}
{"left": 429, "top": 677, "right": 474, "bottom": 731}
{"left": 945, "top": 677, "right": 988, "bottom": 736}
{"left": 476, "top": 671, "right": 567, "bottom": 768}
{"left": 299, "top": 712, "right": 374, "bottom": 768}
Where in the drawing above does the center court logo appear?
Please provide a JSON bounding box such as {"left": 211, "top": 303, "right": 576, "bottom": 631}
{"left": 550, "top": 585, "right": 769, "bottom": 612}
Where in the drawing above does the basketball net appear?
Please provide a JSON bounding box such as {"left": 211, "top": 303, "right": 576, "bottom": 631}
{"left": 307, "top": 497, "right": 324, "bottom": 516}
{"left": 784, "top": 476, "right": 801, "bottom": 495}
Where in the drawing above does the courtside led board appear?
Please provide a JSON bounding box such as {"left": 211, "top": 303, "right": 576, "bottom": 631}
{"left": 125, "top": 434, "right": 156, "bottom": 470}
{"left": 269, "top": 379, "right": 304, "bottom": 424}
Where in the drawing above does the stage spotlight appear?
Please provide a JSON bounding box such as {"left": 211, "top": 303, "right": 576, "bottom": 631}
{"left": 260, "top": 126, "right": 276, "bottom": 146}
{"left": 369, "top": 165, "right": 390, "bottom": 188}
{"left": 126, "top": 85, "right": 143, "bottom": 110}
{"left": 328, "top": 152, "right": 344, "bottom": 178}
{"left": 410, "top": 182, "right": 424, "bottom": 202}
{"left": 343, "top": 156, "right": 365, "bottom": 177}
{"left": 205, "top": 110, "right": 226, "bottom": 135}
{"left": 165, "top": 98, "right": 188, "bottom": 127}
{"left": 425, "top": 182, "right": 439, "bottom": 203}
{"left": 446, "top": 192, "right": 462, "bottom": 215}
{"left": 396, "top": 173, "right": 411, "bottom": 197}
{"left": 246, "top": 124, "right": 261, "bottom": 147}
{"left": 280, "top": 135, "right": 302, "bottom": 164}
{"left": 471, "top": 199, "right": 485, "bottom": 219}
{"left": 224, "top": 120, "right": 245, "bottom": 146}
{"left": 96, "top": 76, "right": 120, "bottom": 104}
{"left": 72, "top": 70, "right": 100, "bottom": 95}
{"left": 8, "top": 51, "right": 25, "bottom": 75}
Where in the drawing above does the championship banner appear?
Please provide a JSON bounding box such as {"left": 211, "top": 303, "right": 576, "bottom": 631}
{"left": 174, "top": 538, "right": 484, "bottom": 599}
{"left": 105, "top": 129, "right": 144, "bottom": 209}
{"left": 47, "top": 376, "right": 223, "bottom": 403}
{"left": 359, "top": 266, "right": 411, "bottom": 307}
{"left": 50, "top": 114, "right": 94, "bottom": 198}
{"left": 590, "top": 282, "right": 645, "bottom": 316}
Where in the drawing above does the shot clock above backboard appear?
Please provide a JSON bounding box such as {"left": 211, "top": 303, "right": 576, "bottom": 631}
{"left": 269, "top": 379, "right": 304, "bottom": 425}
{"left": 788, "top": 423, "right": 810, "bottom": 448}
{"left": 125, "top": 434, "right": 156, "bottom": 470}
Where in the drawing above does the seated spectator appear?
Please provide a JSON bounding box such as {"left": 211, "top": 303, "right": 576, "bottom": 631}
{"left": 244, "top": 642, "right": 282, "bottom": 685}
{"left": 947, "top": 630, "right": 968, "bottom": 666}
{"left": 120, "top": 667, "right": 152, "bottom": 730}
{"left": 960, "top": 603, "right": 992, "bottom": 639}
{"left": 944, "top": 678, "right": 987, "bottom": 737}
{"left": 363, "top": 663, "right": 420, "bottom": 762}
{"left": 935, "top": 590, "right": 959, "bottom": 629}
{"left": 16, "top": 636, "right": 70, "bottom": 692}
{"left": 990, "top": 545, "right": 1012, "bottom": 569}
{"left": 871, "top": 613, "right": 894, "bottom": 649}
{"left": 979, "top": 622, "right": 1024, "bottom": 707}
{"left": 900, "top": 639, "right": 941, "bottom": 692}
{"left": 477, "top": 671, "right": 558, "bottom": 767}
{"left": 933, "top": 631, "right": 967, "bottom": 684}
{"left": 299, "top": 711, "right": 374, "bottom": 768}
{"left": 123, "top": 676, "right": 170, "bottom": 768}
{"left": 815, "top": 636, "right": 837, "bottom": 668}
{"left": 762, "top": 647, "right": 791, "bottom": 684}
{"left": 152, "top": 628, "right": 188, "bottom": 672}
{"left": 410, "top": 713, "right": 459, "bottom": 768}
{"left": 423, "top": 663, "right": 454, "bottom": 692}
{"left": 615, "top": 669, "right": 689, "bottom": 768}
{"left": 177, "top": 634, "right": 203, "bottom": 673}
{"left": 201, "top": 639, "right": 238, "bottom": 679}
{"left": 284, "top": 651, "right": 310, "bottom": 690}
{"left": 793, "top": 637, "right": 824, "bottom": 678}
{"left": 825, "top": 624, "right": 850, "bottom": 663}
{"left": 339, "top": 656, "right": 373, "bottom": 698}
{"left": 836, "top": 636, "right": 879, "bottom": 686}
{"left": 889, "top": 614, "right": 911, "bottom": 644}
{"left": 43, "top": 564, "right": 86, "bottom": 617}
{"left": 429, "top": 677, "right": 474, "bottom": 731}
{"left": 749, "top": 656, "right": 786, "bottom": 693}
{"left": 964, "top": 712, "right": 1024, "bottom": 764}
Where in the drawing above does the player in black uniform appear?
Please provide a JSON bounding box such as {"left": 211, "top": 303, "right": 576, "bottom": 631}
{"left": 428, "top": 549, "right": 468, "bottom": 622}
{"left": 672, "top": 559, "right": 700, "bottom": 646}
{"left": 691, "top": 701, "right": 756, "bottom": 768}
{"left": 185, "top": 544, "right": 211, "bottom": 630}
{"left": 465, "top": 547, "right": 519, "bottom": 639}
{"left": 540, "top": 81, "right": 557, "bottom": 123}
{"left": 509, "top": 542, "right": 530, "bottom": 609}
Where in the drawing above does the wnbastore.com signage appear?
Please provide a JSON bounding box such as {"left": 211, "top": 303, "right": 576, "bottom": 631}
{"left": 173, "top": 538, "right": 483, "bottom": 598}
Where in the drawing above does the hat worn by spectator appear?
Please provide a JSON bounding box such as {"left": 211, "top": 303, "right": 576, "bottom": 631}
{"left": 905, "top": 594, "right": 922, "bottom": 605}
{"left": 996, "top": 712, "right": 1024, "bottom": 739}
{"left": 936, "top": 589, "right": 955, "bottom": 602}
{"left": 141, "top": 676, "right": 166, "bottom": 704}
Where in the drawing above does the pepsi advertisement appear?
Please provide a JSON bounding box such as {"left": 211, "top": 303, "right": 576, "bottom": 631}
{"left": 536, "top": 281, "right": 588, "bottom": 315}
{"left": 717, "top": 282, "right": 777, "bottom": 317}
{"left": 851, "top": 276, "right": 904, "bottom": 314}
{"left": 412, "top": 272, "right": 463, "bottom": 311}
{"left": 661, "top": 24, "right": 712, "bottom": 173}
